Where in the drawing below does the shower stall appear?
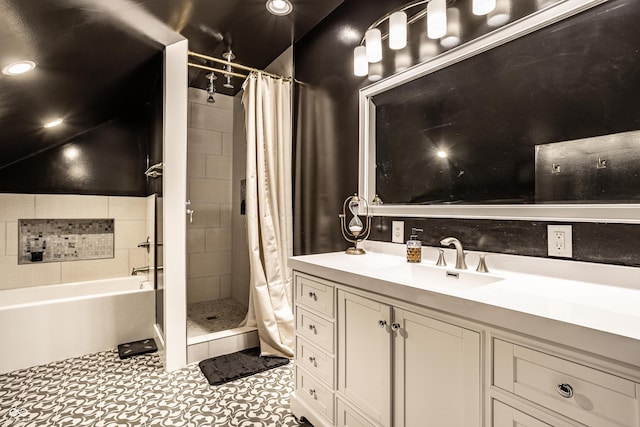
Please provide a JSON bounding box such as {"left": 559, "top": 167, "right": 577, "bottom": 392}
{"left": 184, "top": 87, "right": 257, "bottom": 362}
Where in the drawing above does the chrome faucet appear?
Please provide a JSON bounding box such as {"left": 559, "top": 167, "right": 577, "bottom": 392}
{"left": 131, "top": 266, "right": 150, "bottom": 276}
{"left": 440, "top": 237, "right": 467, "bottom": 270}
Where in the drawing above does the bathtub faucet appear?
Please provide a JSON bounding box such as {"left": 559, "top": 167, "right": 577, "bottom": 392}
{"left": 131, "top": 266, "right": 150, "bottom": 276}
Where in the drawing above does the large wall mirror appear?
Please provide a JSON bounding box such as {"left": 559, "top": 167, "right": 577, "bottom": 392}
{"left": 359, "top": 0, "right": 640, "bottom": 222}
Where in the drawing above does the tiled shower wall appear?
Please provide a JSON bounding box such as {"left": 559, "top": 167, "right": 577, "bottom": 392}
{"left": 0, "top": 194, "right": 149, "bottom": 290}
{"left": 186, "top": 88, "right": 234, "bottom": 304}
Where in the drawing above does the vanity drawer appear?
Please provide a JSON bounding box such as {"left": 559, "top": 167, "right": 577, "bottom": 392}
{"left": 494, "top": 339, "right": 640, "bottom": 427}
{"left": 295, "top": 273, "right": 335, "bottom": 318}
{"left": 296, "top": 337, "right": 334, "bottom": 387}
{"left": 493, "top": 400, "right": 552, "bottom": 427}
{"left": 297, "top": 307, "right": 334, "bottom": 353}
{"left": 296, "top": 367, "right": 334, "bottom": 423}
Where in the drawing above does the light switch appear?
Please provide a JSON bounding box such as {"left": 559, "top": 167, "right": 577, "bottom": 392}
{"left": 392, "top": 221, "right": 404, "bottom": 243}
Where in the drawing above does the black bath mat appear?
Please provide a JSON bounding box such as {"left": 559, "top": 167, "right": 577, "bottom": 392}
{"left": 199, "top": 347, "right": 290, "bottom": 386}
{"left": 117, "top": 338, "right": 157, "bottom": 359}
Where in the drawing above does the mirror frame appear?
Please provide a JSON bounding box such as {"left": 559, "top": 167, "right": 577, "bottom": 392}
{"left": 359, "top": 0, "right": 640, "bottom": 224}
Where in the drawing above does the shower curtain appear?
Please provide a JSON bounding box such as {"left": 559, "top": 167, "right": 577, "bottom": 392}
{"left": 240, "top": 71, "right": 294, "bottom": 358}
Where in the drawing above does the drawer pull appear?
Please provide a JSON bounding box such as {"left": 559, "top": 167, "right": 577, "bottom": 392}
{"left": 308, "top": 356, "right": 316, "bottom": 365}
{"left": 308, "top": 291, "right": 317, "bottom": 300}
{"left": 557, "top": 383, "right": 574, "bottom": 398}
{"left": 391, "top": 322, "right": 401, "bottom": 331}
{"left": 378, "top": 320, "right": 387, "bottom": 328}
{"left": 308, "top": 324, "right": 317, "bottom": 333}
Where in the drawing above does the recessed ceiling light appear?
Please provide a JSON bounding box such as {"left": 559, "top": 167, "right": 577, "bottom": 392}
{"left": 2, "top": 60, "right": 36, "bottom": 75}
{"left": 44, "top": 118, "right": 64, "bottom": 129}
{"left": 266, "top": 0, "right": 293, "bottom": 16}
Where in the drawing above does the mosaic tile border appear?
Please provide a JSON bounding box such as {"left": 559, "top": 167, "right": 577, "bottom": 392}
{"left": 18, "top": 219, "right": 114, "bottom": 264}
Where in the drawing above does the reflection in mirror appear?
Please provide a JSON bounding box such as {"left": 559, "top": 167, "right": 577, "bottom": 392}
{"left": 360, "top": 0, "right": 640, "bottom": 218}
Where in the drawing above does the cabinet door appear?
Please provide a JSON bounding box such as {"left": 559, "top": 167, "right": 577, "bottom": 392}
{"left": 394, "top": 308, "right": 481, "bottom": 427}
{"left": 338, "top": 290, "right": 392, "bottom": 427}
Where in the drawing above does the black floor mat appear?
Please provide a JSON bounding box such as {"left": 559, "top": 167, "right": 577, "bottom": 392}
{"left": 198, "top": 347, "right": 290, "bottom": 386}
{"left": 117, "top": 338, "right": 157, "bottom": 359}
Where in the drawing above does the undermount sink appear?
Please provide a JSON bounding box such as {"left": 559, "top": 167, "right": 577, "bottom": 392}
{"left": 375, "top": 262, "right": 504, "bottom": 290}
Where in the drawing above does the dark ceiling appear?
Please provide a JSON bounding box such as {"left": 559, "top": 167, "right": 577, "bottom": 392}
{"left": 0, "top": 0, "right": 344, "bottom": 170}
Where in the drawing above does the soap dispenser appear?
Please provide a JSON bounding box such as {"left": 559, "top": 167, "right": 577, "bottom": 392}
{"left": 406, "top": 228, "right": 423, "bottom": 263}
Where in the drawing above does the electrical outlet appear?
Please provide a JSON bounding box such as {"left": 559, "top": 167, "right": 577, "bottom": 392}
{"left": 392, "top": 221, "right": 404, "bottom": 243}
{"left": 547, "top": 225, "right": 572, "bottom": 258}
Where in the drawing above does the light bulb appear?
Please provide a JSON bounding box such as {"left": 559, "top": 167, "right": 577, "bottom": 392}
{"left": 365, "top": 28, "right": 382, "bottom": 63}
{"left": 487, "top": 0, "right": 511, "bottom": 27}
{"left": 2, "top": 60, "right": 36, "bottom": 75}
{"left": 427, "top": 0, "right": 447, "bottom": 39}
{"left": 473, "top": 0, "right": 496, "bottom": 16}
{"left": 389, "top": 11, "right": 407, "bottom": 50}
{"left": 441, "top": 7, "right": 461, "bottom": 48}
{"left": 353, "top": 46, "right": 368, "bottom": 76}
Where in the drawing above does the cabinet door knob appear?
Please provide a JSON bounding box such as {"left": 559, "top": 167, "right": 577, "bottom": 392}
{"left": 308, "top": 291, "right": 317, "bottom": 300}
{"left": 391, "top": 322, "right": 401, "bottom": 331}
{"left": 557, "top": 383, "right": 574, "bottom": 398}
{"left": 378, "top": 320, "right": 387, "bottom": 328}
{"left": 308, "top": 324, "right": 317, "bottom": 333}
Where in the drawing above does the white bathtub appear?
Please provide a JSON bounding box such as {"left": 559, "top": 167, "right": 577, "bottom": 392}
{"left": 0, "top": 276, "right": 155, "bottom": 374}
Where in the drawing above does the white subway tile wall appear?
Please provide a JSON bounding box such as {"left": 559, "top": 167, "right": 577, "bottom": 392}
{"left": 0, "top": 194, "right": 149, "bottom": 290}
{"left": 187, "top": 89, "right": 236, "bottom": 304}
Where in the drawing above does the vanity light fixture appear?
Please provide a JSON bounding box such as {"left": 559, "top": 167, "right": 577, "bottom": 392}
{"left": 427, "top": 0, "right": 447, "bottom": 39}
{"left": 44, "top": 118, "right": 63, "bottom": 128}
{"left": 266, "top": 0, "right": 293, "bottom": 16}
{"left": 365, "top": 28, "right": 383, "bottom": 63}
{"left": 2, "top": 60, "right": 36, "bottom": 75}
{"left": 353, "top": 0, "right": 453, "bottom": 78}
{"left": 389, "top": 11, "right": 408, "bottom": 50}
{"left": 473, "top": 0, "right": 496, "bottom": 15}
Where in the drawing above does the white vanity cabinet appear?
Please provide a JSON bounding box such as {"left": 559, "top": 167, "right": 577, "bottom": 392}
{"left": 337, "top": 289, "right": 481, "bottom": 427}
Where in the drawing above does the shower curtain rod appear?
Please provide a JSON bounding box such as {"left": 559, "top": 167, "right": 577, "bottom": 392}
{"left": 188, "top": 51, "right": 292, "bottom": 82}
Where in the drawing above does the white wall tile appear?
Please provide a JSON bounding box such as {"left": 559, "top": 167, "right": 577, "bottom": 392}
{"left": 188, "top": 129, "right": 223, "bottom": 155}
{"left": 35, "top": 195, "right": 108, "bottom": 219}
{"left": 205, "top": 228, "right": 232, "bottom": 252}
{"left": 60, "top": 249, "right": 129, "bottom": 283}
{"left": 191, "top": 103, "right": 234, "bottom": 133}
{"left": 220, "top": 274, "right": 232, "bottom": 299}
{"left": 6, "top": 221, "right": 17, "bottom": 256}
{"left": 220, "top": 205, "right": 232, "bottom": 227}
{"left": 206, "top": 155, "right": 232, "bottom": 180}
{"left": 188, "top": 153, "right": 207, "bottom": 178}
{"left": 108, "top": 196, "right": 147, "bottom": 221}
{"left": 0, "top": 194, "right": 35, "bottom": 221}
{"left": 188, "top": 251, "right": 231, "bottom": 278}
{"left": 189, "top": 179, "right": 232, "bottom": 204}
{"left": 188, "top": 203, "right": 220, "bottom": 229}
{"left": 0, "top": 222, "right": 5, "bottom": 257}
{"left": 187, "top": 276, "right": 221, "bottom": 303}
{"left": 115, "top": 220, "right": 147, "bottom": 250}
{"left": 187, "top": 228, "right": 205, "bottom": 253}
{"left": 0, "top": 255, "right": 61, "bottom": 290}
{"left": 128, "top": 248, "right": 148, "bottom": 273}
{"left": 223, "top": 133, "right": 234, "bottom": 156}
{"left": 189, "top": 88, "right": 235, "bottom": 110}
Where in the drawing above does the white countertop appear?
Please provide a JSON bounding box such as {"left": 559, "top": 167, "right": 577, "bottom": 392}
{"left": 289, "top": 241, "right": 640, "bottom": 368}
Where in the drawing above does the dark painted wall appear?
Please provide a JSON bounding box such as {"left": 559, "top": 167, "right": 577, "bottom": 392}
{"left": 0, "top": 53, "right": 163, "bottom": 197}
{"left": 292, "top": 0, "right": 640, "bottom": 267}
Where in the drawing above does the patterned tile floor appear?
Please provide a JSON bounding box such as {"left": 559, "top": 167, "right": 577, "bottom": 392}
{"left": 0, "top": 349, "right": 310, "bottom": 427}
{"left": 187, "top": 299, "right": 249, "bottom": 339}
